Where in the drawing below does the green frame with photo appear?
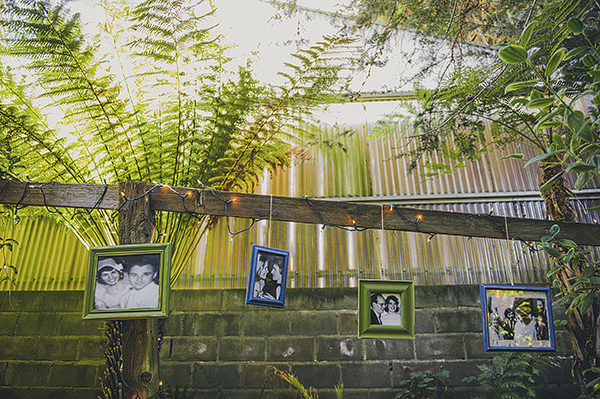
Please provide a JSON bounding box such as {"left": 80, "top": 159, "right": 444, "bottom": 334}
{"left": 358, "top": 279, "right": 415, "bottom": 339}
{"left": 82, "top": 243, "right": 172, "bottom": 320}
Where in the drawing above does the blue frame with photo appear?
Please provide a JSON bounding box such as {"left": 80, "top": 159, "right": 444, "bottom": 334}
{"left": 245, "top": 245, "right": 289, "bottom": 308}
{"left": 480, "top": 284, "right": 555, "bottom": 351}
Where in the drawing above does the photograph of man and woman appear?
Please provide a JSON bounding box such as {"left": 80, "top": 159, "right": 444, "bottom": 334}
{"left": 94, "top": 254, "right": 161, "bottom": 310}
{"left": 370, "top": 292, "right": 402, "bottom": 326}
{"left": 252, "top": 250, "right": 285, "bottom": 301}
{"left": 485, "top": 288, "right": 552, "bottom": 349}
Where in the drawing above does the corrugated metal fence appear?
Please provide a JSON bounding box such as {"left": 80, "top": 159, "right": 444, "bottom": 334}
{"left": 2, "top": 122, "right": 599, "bottom": 290}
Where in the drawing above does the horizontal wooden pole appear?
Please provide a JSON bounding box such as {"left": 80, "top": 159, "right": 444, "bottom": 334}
{"left": 1, "top": 180, "right": 599, "bottom": 246}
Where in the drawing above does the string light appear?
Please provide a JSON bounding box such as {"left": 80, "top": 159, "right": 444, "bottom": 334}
{"left": 479, "top": 208, "right": 537, "bottom": 251}
{"left": 303, "top": 195, "right": 367, "bottom": 232}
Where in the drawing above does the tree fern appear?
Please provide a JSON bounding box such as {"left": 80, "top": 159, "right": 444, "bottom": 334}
{"left": 0, "top": 0, "right": 355, "bottom": 283}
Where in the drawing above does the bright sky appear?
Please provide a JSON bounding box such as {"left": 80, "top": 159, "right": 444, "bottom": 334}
{"left": 68, "top": 0, "right": 417, "bottom": 125}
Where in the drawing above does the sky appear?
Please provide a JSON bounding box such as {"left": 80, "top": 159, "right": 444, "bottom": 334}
{"left": 67, "top": 0, "right": 423, "bottom": 126}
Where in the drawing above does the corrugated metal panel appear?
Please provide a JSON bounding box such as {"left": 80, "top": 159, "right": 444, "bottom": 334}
{"left": 3, "top": 122, "right": 599, "bottom": 291}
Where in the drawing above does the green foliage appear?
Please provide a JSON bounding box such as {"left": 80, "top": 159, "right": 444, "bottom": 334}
{"left": 395, "top": 370, "right": 450, "bottom": 399}
{"left": 0, "top": 0, "right": 354, "bottom": 281}
{"left": 462, "top": 352, "right": 556, "bottom": 399}
{"left": 539, "top": 224, "right": 599, "bottom": 315}
{"left": 499, "top": 10, "right": 600, "bottom": 195}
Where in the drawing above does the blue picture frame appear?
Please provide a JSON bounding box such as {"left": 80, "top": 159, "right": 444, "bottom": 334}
{"left": 245, "top": 245, "right": 289, "bottom": 308}
{"left": 480, "top": 285, "right": 555, "bottom": 351}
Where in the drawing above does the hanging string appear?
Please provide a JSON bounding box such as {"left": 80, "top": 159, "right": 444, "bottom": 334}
{"left": 267, "top": 194, "right": 273, "bottom": 245}
{"left": 480, "top": 208, "right": 537, "bottom": 251}
{"left": 504, "top": 213, "right": 516, "bottom": 285}
{"left": 302, "top": 195, "right": 367, "bottom": 232}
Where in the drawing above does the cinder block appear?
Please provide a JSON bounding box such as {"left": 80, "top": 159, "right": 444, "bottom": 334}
{"left": 289, "top": 311, "right": 337, "bottom": 336}
{"left": 192, "top": 363, "right": 240, "bottom": 390}
{"left": 415, "top": 309, "right": 435, "bottom": 333}
{"left": 240, "top": 363, "right": 289, "bottom": 388}
{"left": 27, "top": 387, "right": 75, "bottom": 399}
{"left": 77, "top": 337, "right": 105, "bottom": 361}
{"left": 0, "top": 387, "right": 29, "bottom": 399}
{"left": 33, "top": 337, "right": 79, "bottom": 361}
{"left": 58, "top": 314, "right": 104, "bottom": 336}
{"left": 219, "top": 337, "right": 265, "bottom": 361}
{"left": 341, "top": 362, "right": 390, "bottom": 388}
{"left": 48, "top": 364, "right": 99, "bottom": 387}
{"left": 338, "top": 311, "right": 357, "bottom": 335}
{"left": 5, "top": 362, "right": 51, "bottom": 386}
{"left": 0, "top": 337, "right": 36, "bottom": 360}
{"left": 464, "top": 333, "right": 493, "bottom": 359}
{"left": 435, "top": 308, "right": 482, "bottom": 333}
{"left": 166, "top": 312, "right": 198, "bottom": 336}
{"left": 0, "top": 361, "right": 7, "bottom": 385}
{"left": 285, "top": 288, "right": 357, "bottom": 310}
{"left": 0, "top": 313, "right": 18, "bottom": 335}
{"left": 316, "top": 337, "right": 363, "bottom": 361}
{"left": 415, "top": 334, "right": 465, "bottom": 360}
{"left": 364, "top": 338, "right": 414, "bottom": 360}
{"left": 14, "top": 313, "right": 62, "bottom": 336}
{"left": 267, "top": 337, "right": 314, "bottom": 361}
{"left": 415, "top": 286, "right": 459, "bottom": 309}
{"left": 222, "top": 289, "right": 248, "bottom": 311}
{"left": 292, "top": 363, "right": 341, "bottom": 389}
{"left": 196, "top": 313, "right": 242, "bottom": 336}
{"left": 160, "top": 362, "right": 192, "bottom": 387}
{"left": 170, "top": 337, "right": 217, "bottom": 361}
{"left": 71, "top": 388, "right": 102, "bottom": 399}
{"left": 171, "top": 290, "right": 222, "bottom": 312}
{"left": 243, "top": 312, "right": 289, "bottom": 336}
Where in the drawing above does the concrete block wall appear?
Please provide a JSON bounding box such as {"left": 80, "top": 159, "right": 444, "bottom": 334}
{"left": 0, "top": 286, "right": 579, "bottom": 398}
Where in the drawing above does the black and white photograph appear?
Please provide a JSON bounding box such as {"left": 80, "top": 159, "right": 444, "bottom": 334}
{"left": 245, "top": 245, "right": 289, "bottom": 308}
{"left": 369, "top": 292, "right": 402, "bottom": 326}
{"left": 480, "top": 285, "right": 555, "bottom": 351}
{"left": 83, "top": 243, "right": 172, "bottom": 320}
{"left": 358, "top": 279, "right": 415, "bottom": 339}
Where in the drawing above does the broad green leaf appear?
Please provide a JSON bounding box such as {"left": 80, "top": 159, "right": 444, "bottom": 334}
{"left": 542, "top": 245, "right": 561, "bottom": 258}
{"left": 520, "top": 23, "right": 536, "bottom": 47}
{"left": 547, "top": 264, "right": 564, "bottom": 276}
{"left": 499, "top": 45, "right": 527, "bottom": 64}
{"left": 580, "top": 292, "right": 594, "bottom": 314}
{"left": 574, "top": 171, "right": 594, "bottom": 190}
{"left": 557, "top": 238, "right": 577, "bottom": 247}
{"left": 527, "top": 97, "right": 555, "bottom": 108}
{"left": 552, "top": 132, "right": 565, "bottom": 148}
{"left": 567, "top": 17, "right": 584, "bottom": 34}
{"left": 540, "top": 171, "right": 565, "bottom": 194}
{"left": 505, "top": 80, "right": 538, "bottom": 93}
{"left": 583, "top": 54, "right": 596, "bottom": 67}
{"left": 499, "top": 153, "right": 524, "bottom": 160}
{"left": 536, "top": 120, "right": 564, "bottom": 131}
{"left": 593, "top": 93, "right": 600, "bottom": 106}
{"left": 566, "top": 162, "right": 596, "bottom": 173}
{"left": 546, "top": 47, "right": 566, "bottom": 78}
{"left": 582, "top": 267, "right": 595, "bottom": 279}
{"left": 590, "top": 155, "right": 600, "bottom": 170}
{"left": 566, "top": 110, "right": 586, "bottom": 132}
{"left": 550, "top": 224, "right": 560, "bottom": 236}
{"left": 564, "top": 46, "right": 589, "bottom": 60}
{"left": 524, "top": 150, "right": 566, "bottom": 167}
{"left": 530, "top": 89, "right": 542, "bottom": 99}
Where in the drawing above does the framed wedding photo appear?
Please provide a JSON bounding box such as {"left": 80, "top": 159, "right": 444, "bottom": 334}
{"left": 245, "top": 245, "right": 289, "bottom": 308}
{"left": 82, "top": 243, "right": 172, "bottom": 320}
{"left": 480, "top": 285, "right": 555, "bottom": 351}
{"left": 358, "top": 279, "right": 415, "bottom": 339}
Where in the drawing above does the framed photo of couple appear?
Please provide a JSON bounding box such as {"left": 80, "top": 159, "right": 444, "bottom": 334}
{"left": 245, "top": 245, "right": 289, "bottom": 308}
{"left": 480, "top": 285, "right": 555, "bottom": 351}
{"left": 358, "top": 279, "right": 415, "bottom": 339}
{"left": 82, "top": 243, "right": 172, "bottom": 320}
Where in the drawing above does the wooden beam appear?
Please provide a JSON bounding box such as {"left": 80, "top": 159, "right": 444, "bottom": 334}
{"left": 1, "top": 180, "right": 599, "bottom": 246}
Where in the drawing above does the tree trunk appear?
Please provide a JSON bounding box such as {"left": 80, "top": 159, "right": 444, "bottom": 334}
{"left": 118, "top": 181, "right": 159, "bottom": 399}
{"left": 540, "top": 160, "right": 599, "bottom": 395}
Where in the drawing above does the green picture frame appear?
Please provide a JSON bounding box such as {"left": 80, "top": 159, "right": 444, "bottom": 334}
{"left": 83, "top": 243, "right": 172, "bottom": 320}
{"left": 358, "top": 279, "right": 415, "bottom": 339}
